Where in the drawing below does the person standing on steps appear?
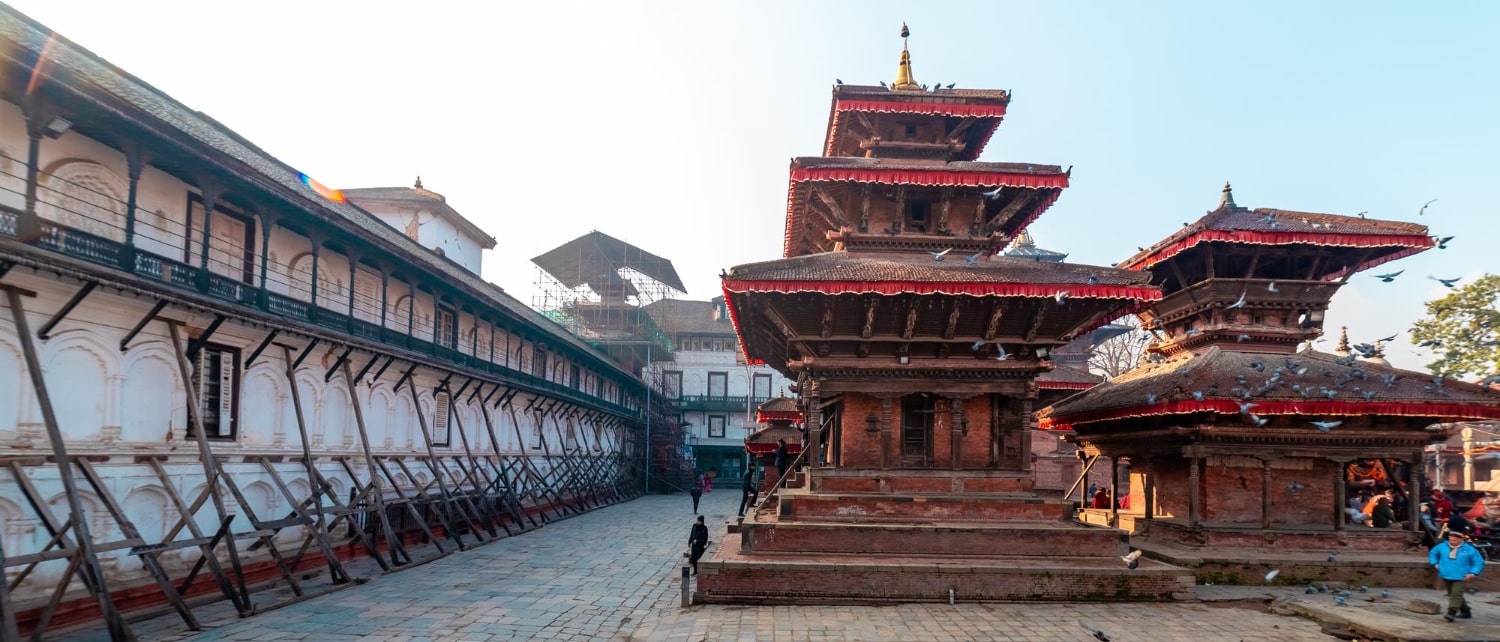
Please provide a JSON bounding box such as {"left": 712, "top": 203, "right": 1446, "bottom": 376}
{"left": 1430, "top": 530, "right": 1484, "bottom": 622}
{"left": 738, "top": 467, "right": 759, "bottom": 517}
{"left": 688, "top": 515, "right": 709, "bottom": 576}
{"left": 690, "top": 473, "right": 704, "bottom": 514}
{"left": 774, "top": 439, "right": 789, "bottom": 487}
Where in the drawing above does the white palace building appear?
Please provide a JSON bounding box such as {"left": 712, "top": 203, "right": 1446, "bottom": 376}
{"left": 0, "top": 6, "right": 651, "bottom": 638}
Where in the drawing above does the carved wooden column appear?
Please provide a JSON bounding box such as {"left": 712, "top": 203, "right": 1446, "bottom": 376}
{"left": 878, "top": 394, "right": 895, "bottom": 469}
{"left": 1333, "top": 459, "right": 1347, "bottom": 531}
{"left": 1109, "top": 456, "right": 1120, "bottom": 527}
{"left": 1409, "top": 453, "right": 1422, "bottom": 532}
{"left": 1020, "top": 383, "right": 1037, "bottom": 474}
{"left": 196, "top": 182, "right": 218, "bottom": 291}
{"left": 347, "top": 250, "right": 359, "bottom": 321}
{"left": 1188, "top": 455, "right": 1201, "bottom": 527}
{"left": 1261, "top": 458, "right": 1273, "bottom": 529}
{"left": 378, "top": 266, "right": 390, "bottom": 327}
{"left": 256, "top": 212, "right": 276, "bottom": 309}
{"left": 19, "top": 99, "right": 43, "bottom": 239}
{"left": 806, "top": 379, "right": 822, "bottom": 468}
{"left": 120, "top": 143, "right": 146, "bottom": 271}
{"left": 1142, "top": 457, "right": 1155, "bottom": 522}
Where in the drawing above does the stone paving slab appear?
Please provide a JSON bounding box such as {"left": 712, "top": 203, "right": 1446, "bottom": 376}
{"left": 49, "top": 489, "right": 1476, "bottom": 641}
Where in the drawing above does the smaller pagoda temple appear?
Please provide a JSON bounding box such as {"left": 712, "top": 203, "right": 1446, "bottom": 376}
{"left": 1045, "top": 185, "right": 1500, "bottom": 586}
{"left": 745, "top": 396, "right": 804, "bottom": 492}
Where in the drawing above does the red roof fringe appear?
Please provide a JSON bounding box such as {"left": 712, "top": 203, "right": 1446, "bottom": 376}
{"left": 823, "top": 101, "right": 1005, "bottom": 160}
{"left": 721, "top": 283, "right": 765, "bottom": 366}
{"left": 789, "top": 166, "right": 1068, "bottom": 189}
{"left": 1039, "top": 381, "right": 1098, "bottom": 391}
{"left": 723, "top": 280, "right": 1161, "bottom": 301}
{"left": 1122, "top": 230, "right": 1435, "bottom": 274}
{"left": 747, "top": 442, "right": 804, "bottom": 455}
{"left": 1052, "top": 399, "right": 1500, "bottom": 427}
{"left": 755, "top": 410, "right": 804, "bottom": 423}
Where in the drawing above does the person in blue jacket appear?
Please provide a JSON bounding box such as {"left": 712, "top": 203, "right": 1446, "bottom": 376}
{"left": 1429, "top": 529, "right": 1485, "bottom": 621}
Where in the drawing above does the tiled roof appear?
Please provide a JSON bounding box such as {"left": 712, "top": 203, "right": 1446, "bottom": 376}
{"left": 757, "top": 397, "right": 800, "bottom": 414}
{"left": 342, "top": 185, "right": 498, "bottom": 249}
{"left": 642, "top": 299, "right": 735, "bottom": 336}
{"left": 1047, "top": 346, "right": 1500, "bottom": 425}
{"left": 0, "top": 8, "right": 630, "bottom": 379}
{"left": 746, "top": 425, "right": 803, "bottom": 453}
{"left": 1120, "top": 205, "right": 1433, "bottom": 271}
{"left": 725, "top": 251, "right": 1152, "bottom": 287}
{"left": 532, "top": 231, "right": 686, "bottom": 293}
{"left": 1039, "top": 364, "right": 1105, "bottom": 389}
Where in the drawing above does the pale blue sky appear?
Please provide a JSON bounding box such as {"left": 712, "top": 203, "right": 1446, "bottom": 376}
{"left": 14, "top": 1, "right": 1499, "bottom": 373}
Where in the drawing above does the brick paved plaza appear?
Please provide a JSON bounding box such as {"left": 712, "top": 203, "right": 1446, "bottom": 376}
{"left": 53, "top": 490, "right": 1379, "bottom": 641}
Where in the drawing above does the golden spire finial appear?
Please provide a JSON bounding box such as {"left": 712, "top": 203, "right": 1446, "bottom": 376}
{"left": 893, "top": 22, "right": 920, "bottom": 91}
{"left": 1335, "top": 326, "right": 1351, "bottom": 356}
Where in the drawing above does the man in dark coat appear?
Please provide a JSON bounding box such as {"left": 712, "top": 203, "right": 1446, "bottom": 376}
{"left": 738, "top": 467, "right": 759, "bottom": 517}
{"left": 688, "top": 515, "right": 709, "bottom": 575}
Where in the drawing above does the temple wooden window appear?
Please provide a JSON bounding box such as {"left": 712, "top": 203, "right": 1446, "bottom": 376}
{"left": 904, "top": 123, "right": 917, "bottom": 138}
{"left": 906, "top": 203, "right": 930, "bottom": 233}
{"left": 433, "top": 305, "right": 458, "bottom": 350}
{"left": 662, "top": 371, "right": 683, "bottom": 399}
{"left": 571, "top": 364, "right": 581, "bottom": 389}
{"left": 708, "top": 415, "right": 726, "bottom": 438}
{"left": 190, "top": 342, "right": 240, "bottom": 441}
{"left": 901, "top": 395, "right": 935, "bottom": 466}
{"left": 708, "top": 372, "right": 728, "bottom": 398}
{"left": 533, "top": 348, "right": 548, "bottom": 378}
{"left": 753, "top": 373, "right": 772, "bottom": 400}
{"left": 1251, "top": 313, "right": 1264, "bottom": 325}
{"left": 431, "top": 390, "right": 451, "bottom": 446}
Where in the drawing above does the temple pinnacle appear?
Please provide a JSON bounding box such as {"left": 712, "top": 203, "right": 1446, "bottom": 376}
{"left": 1219, "top": 181, "right": 1235, "bottom": 208}
{"left": 1335, "top": 326, "right": 1351, "bottom": 356}
{"left": 414, "top": 175, "right": 423, "bottom": 190}
{"left": 893, "top": 22, "right": 920, "bottom": 91}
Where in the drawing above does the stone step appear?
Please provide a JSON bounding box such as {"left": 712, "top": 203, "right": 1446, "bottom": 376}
{"left": 697, "top": 535, "right": 1197, "bottom": 604}
{"left": 778, "top": 492, "right": 1075, "bottom": 523}
{"left": 741, "top": 520, "right": 1126, "bottom": 557}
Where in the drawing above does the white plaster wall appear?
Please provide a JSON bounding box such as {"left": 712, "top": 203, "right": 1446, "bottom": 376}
{"left": 0, "top": 101, "right": 29, "bottom": 211}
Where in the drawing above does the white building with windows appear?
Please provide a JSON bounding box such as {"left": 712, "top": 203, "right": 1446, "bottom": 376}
{"left": 0, "top": 7, "right": 647, "bottom": 637}
{"left": 644, "top": 297, "right": 792, "bottom": 480}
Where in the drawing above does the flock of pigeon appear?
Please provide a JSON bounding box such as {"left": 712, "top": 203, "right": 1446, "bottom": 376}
{"left": 837, "top": 78, "right": 961, "bottom": 93}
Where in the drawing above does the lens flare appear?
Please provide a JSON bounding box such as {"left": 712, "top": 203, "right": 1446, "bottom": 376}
{"left": 299, "top": 173, "right": 345, "bottom": 203}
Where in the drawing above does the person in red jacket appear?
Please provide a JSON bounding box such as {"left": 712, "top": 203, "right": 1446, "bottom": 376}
{"left": 1434, "top": 491, "right": 1455, "bottom": 523}
{"left": 1092, "top": 488, "right": 1110, "bottom": 509}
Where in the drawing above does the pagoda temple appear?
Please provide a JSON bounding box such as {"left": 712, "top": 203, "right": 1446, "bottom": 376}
{"left": 704, "top": 26, "right": 1193, "bottom": 603}
{"left": 1044, "top": 185, "right": 1500, "bottom": 586}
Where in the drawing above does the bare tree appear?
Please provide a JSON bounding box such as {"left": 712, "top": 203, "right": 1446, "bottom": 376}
{"left": 1088, "top": 315, "right": 1151, "bottom": 379}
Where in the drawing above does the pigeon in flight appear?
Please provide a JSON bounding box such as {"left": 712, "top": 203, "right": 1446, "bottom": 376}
{"left": 1419, "top": 198, "right": 1437, "bottom": 216}
{"left": 1310, "top": 420, "right": 1342, "bottom": 432}
{"left": 1087, "top": 273, "right": 1099, "bottom": 286}
{"left": 1225, "top": 291, "right": 1248, "bottom": 310}
{"left": 1327, "top": 553, "right": 1338, "bottom": 563}
{"left": 1266, "top": 281, "right": 1279, "bottom": 293}
{"left": 1288, "top": 481, "right": 1305, "bottom": 492}
{"left": 879, "top": 80, "right": 888, "bottom": 88}
{"left": 963, "top": 251, "right": 984, "bottom": 264}
{"left": 1237, "top": 334, "right": 1251, "bottom": 342}
{"left": 1145, "top": 393, "right": 1158, "bottom": 405}
{"left": 1237, "top": 401, "right": 1258, "bottom": 414}
{"left": 1434, "top": 235, "right": 1454, "bottom": 249}
{"left": 835, "top": 78, "right": 844, "bottom": 85}
{"left": 994, "top": 345, "right": 1009, "bottom": 361}
{"left": 1428, "top": 276, "right": 1461, "bottom": 288}
{"left": 971, "top": 340, "right": 985, "bottom": 353}
{"left": 982, "top": 186, "right": 1004, "bottom": 200}
{"left": 1378, "top": 334, "right": 1398, "bottom": 343}
{"left": 929, "top": 248, "right": 952, "bottom": 262}
{"left": 1079, "top": 620, "right": 1111, "bottom": 641}
{"left": 1055, "top": 291, "right": 1070, "bottom": 305}
{"left": 946, "top": 83, "right": 956, "bottom": 89}
{"left": 1374, "top": 270, "right": 1404, "bottom": 283}
{"left": 1265, "top": 569, "right": 1281, "bottom": 583}
{"left": 1191, "top": 391, "right": 1205, "bottom": 402}
{"left": 1250, "top": 414, "right": 1269, "bottom": 426}
{"left": 1356, "top": 211, "right": 1368, "bottom": 218}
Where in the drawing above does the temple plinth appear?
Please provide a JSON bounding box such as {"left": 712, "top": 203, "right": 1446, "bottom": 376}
{"left": 702, "top": 27, "right": 1195, "bottom": 603}
{"left": 1045, "top": 188, "right": 1500, "bottom": 587}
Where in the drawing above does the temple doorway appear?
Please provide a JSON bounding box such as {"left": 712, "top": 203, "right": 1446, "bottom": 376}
{"left": 901, "top": 395, "right": 935, "bottom": 467}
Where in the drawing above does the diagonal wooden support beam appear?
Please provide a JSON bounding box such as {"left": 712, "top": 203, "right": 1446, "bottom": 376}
{"left": 243, "top": 329, "right": 279, "bottom": 368}
{"left": 4, "top": 287, "right": 136, "bottom": 641}
{"left": 37, "top": 281, "right": 97, "bottom": 341}
{"left": 350, "top": 352, "right": 380, "bottom": 387}
{"left": 322, "top": 347, "right": 354, "bottom": 383}
{"left": 185, "top": 315, "right": 228, "bottom": 361}
{"left": 119, "top": 299, "right": 169, "bottom": 352}
{"left": 290, "top": 338, "right": 321, "bottom": 369}
{"left": 367, "top": 355, "right": 397, "bottom": 384}
{"left": 391, "top": 363, "right": 419, "bottom": 392}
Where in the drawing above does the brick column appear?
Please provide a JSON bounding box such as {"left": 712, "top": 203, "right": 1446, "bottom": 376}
{"left": 1142, "top": 457, "right": 1154, "bottom": 522}
{"left": 806, "top": 379, "right": 822, "bottom": 468}
{"left": 1109, "top": 456, "right": 1120, "bottom": 527}
{"left": 1261, "top": 458, "right": 1273, "bottom": 529}
{"left": 1188, "top": 455, "right": 1201, "bottom": 527}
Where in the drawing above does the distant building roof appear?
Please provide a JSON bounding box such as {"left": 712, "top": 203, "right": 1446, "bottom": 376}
{"left": 642, "top": 298, "right": 735, "bottom": 336}
{"left": 1004, "top": 230, "right": 1068, "bottom": 262}
{"left": 532, "top": 231, "right": 686, "bottom": 293}
{"left": 343, "top": 180, "right": 498, "bottom": 250}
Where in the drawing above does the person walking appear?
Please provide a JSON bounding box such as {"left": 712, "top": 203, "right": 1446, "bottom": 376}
{"left": 688, "top": 515, "right": 709, "bottom": 576}
{"left": 690, "top": 473, "right": 704, "bottom": 514}
{"left": 738, "top": 467, "right": 759, "bottom": 517}
{"left": 1429, "top": 530, "right": 1484, "bottom": 621}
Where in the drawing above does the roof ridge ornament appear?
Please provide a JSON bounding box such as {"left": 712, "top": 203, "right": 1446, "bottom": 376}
{"left": 1219, "top": 181, "right": 1235, "bottom": 209}
{"left": 414, "top": 175, "right": 423, "bottom": 189}
{"left": 892, "top": 23, "right": 921, "bottom": 91}
{"left": 1335, "top": 326, "right": 1351, "bottom": 356}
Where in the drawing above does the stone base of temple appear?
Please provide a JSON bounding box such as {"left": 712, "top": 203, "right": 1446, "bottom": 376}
{"left": 696, "top": 533, "right": 1198, "bottom": 603}
{"left": 809, "top": 467, "right": 1035, "bottom": 494}
{"left": 1076, "top": 517, "right": 1433, "bottom": 588}
{"left": 707, "top": 483, "right": 1198, "bottom": 603}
